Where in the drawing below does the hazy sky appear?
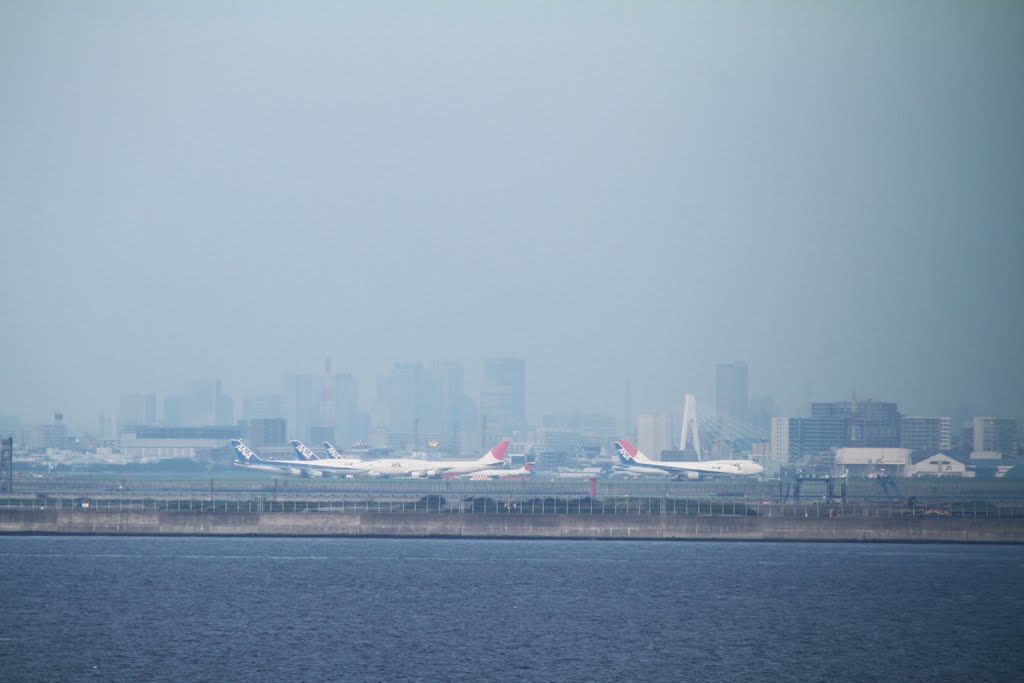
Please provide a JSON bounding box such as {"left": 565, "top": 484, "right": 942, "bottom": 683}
{"left": 2, "top": 1, "right": 1022, "bottom": 429}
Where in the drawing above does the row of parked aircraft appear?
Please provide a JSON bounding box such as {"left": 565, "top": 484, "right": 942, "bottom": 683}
{"left": 231, "top": 439, "right": 526, "bottom": 479}
{"left": 611, "top": 439, "right": 763, "bottom": 478}
{"left": 231, "top": 437, "right": 762, "bottom": 479}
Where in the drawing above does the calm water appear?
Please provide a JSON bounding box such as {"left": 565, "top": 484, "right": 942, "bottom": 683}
{"left": 0, "top": 537, "right": 1021, "bottom": 682}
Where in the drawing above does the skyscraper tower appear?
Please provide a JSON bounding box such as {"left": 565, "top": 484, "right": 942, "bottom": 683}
{"left": 280, "top": 372, "right": 314, "bottom": 441}
{"left": 321, "top": 355, "right": 335, "bottom": 431}
{"left": 715, "top": 362, "right": 748, "bottom": 420}
{"left": 480, "top": 358, "right": 526, "bottom": 438}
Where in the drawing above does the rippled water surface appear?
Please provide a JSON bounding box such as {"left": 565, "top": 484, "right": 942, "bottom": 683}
{"left": 1, "top": 537, "right": 1021, "bottom": 681}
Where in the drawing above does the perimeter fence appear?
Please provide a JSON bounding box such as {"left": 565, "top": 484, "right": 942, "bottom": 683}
{"left": 3, "top": 494, "right": 1024, "bottom": 520}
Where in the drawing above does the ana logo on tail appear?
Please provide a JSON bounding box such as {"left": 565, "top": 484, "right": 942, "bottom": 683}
{"left": 291, "top": 440, "right": 319, "bottom": 461}
{"left": 231, "top": 439, "right": 257, "bottom": 463}
{"left": 322, "top": 442, "right": 344, "bottom": 459}
{"left": 614, "top": 440, "right": 638, "bottom": 463}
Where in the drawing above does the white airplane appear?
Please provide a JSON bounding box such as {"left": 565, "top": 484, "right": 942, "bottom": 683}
{"left": 344, "top": 440, "right": 510, "bottom": 478}
{"left": 231, "top": 439, "right": 325, "bottom": 477}
{"left": 458, "top": 461, "right": 534, "bottom": 480}
{"left": 612, "top": 439, "right": 763, "bottom": 479}
{"left": 286, "top": 439, "right": 374, "bottom": 477}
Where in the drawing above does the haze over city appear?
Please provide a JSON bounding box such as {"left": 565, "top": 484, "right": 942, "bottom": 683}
{"left": 2, "top": 2, "right": 1022, "bottom": 430}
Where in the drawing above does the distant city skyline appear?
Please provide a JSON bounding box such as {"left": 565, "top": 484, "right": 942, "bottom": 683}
{"left": 2, "top": 355, "right": 1019, "bottom": 441}
{"left": 3, "top": 4, "right": 1021, "bottom": 431}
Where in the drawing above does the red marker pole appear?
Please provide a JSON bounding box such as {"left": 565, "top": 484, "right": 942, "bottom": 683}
{"left": 590, "top": 476, "right": 596, "bottom": 498}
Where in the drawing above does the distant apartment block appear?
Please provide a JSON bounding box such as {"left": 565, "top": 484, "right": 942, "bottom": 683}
{"left": 30, "top": 422, "right": 68, "bottom": 451}
{"left": 900, "top": 416, "right": 951, "bottom": 452}
{"left": 972, "top": 417, "right": 1018, "bottom": 455}
{"left": 811, "top": 399, "right": 901, "bottom": 448}
{"left": 771, "top": 416, "right": 847, "bottom": 461}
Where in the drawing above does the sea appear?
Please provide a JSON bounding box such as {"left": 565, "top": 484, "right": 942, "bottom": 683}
{"left": 0, "top": 537, "right": 1021, "bottom": 682}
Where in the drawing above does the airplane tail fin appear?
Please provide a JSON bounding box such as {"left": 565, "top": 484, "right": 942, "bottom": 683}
{"left": 476, "top": 440, "right": 509, "bottom": 465}
{"left": 322, "top": 441, "right": 344, "bottom": 459}
{"left": 291, "top": 440, "right": 320, "bottom": 461}
{"left": 614, "top": 439, "right": 647, "bottom": 465}
{"left": 231, "top": 439, "right": 262, "bottom": 463}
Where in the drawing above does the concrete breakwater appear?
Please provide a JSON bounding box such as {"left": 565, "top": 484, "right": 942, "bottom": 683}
{"left": 2, "top": 508, "right": 1023, "bottom": 542}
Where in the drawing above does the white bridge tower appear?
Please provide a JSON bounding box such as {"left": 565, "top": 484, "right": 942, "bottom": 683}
{"left": 679, "top": 393, "right": 702, "bottom": 460}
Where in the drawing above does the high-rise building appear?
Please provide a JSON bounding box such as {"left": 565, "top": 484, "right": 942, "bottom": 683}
{"left": 280, "top": 373, "right": 315, "bottom": 442}
{"left": 389, "top": 362, "right": 426, "bottom": 447}
{"left": 242, "top": 395, "right": 281, "bottom": 421}
{"left": 311, "top": 372, "right": 363, "bottom": 448}
{"left": 184, "top": 379, "right": 225, "bottom": 427}
{"left": 636, "top": 413, "right": 674, "bottom": 461}
{"left": 216, "top": 393, "right": 233, "bottom": 427}
{"left": 715, "top": 362, "right": 748, "bottom": 420}
{"left": 480, "top": 358, "right": 526, "bottom": 437}
{"left": 331, "top": 373, "right": 361, "bottom": 448}
{"left": 117, "top": 394, "right": 156, "bottom": 430}
{"left": 771, "top": 416, "right": 847, "bottom": 461}
{"left": 972, "top": 417, "right": 1018, "bottom": 455}
{"left": 163, "top": 395, "right": 185, "bottom": 427}
{"left": 249, "top": 418, "right": 287, "bottom": 447}
{"left": 901, "top": 417, "right": 952, "bottom": 452}
{"left": 383, "top": 362, "right": 474, "bottom": 452}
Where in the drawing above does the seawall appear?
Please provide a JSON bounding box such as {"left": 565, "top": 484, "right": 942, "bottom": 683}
{"left": 2, "top": 508, "right": 1022, "bottom": 542}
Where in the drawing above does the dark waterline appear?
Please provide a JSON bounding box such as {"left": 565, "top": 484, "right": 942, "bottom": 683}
{"left": 1, "top": 537, "right": 1021, "bottom": 682}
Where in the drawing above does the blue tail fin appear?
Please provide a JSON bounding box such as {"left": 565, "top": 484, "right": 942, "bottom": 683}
{"left": 290, "top": 440, "right": 320, "bottom": 461}
{"left": 231, "top": 439, "right": 263, "bottom": 463}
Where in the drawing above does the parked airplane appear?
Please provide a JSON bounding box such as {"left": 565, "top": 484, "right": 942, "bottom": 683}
{"left": 458, "top": 461, "right": 534, "bottom": 480}
{"left": 316, "top": 440, "right": 509, "bottom": 478}
{"left": 279, "top": 439, "right": 374, "bottom": 476}
{"left": 613, "top": 439, "right": 763, "bottom": 478}
{"left": 231, "top": 439, "right": 325, "bottom": 477}
{"left": 236, "top": 439, "right": 509, "bottom": 478}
